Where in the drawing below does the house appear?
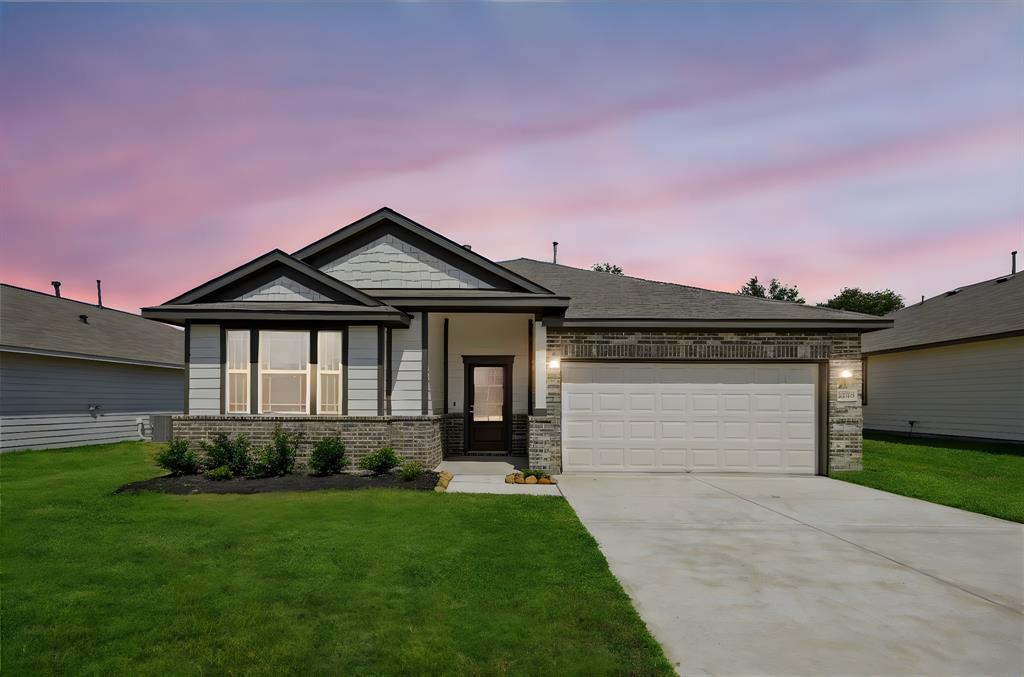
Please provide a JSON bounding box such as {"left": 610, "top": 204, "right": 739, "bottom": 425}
{"left": 862, "top": 270, "right": 1024, "bottom": 442}
{"left": 142, "top": 208, "right": 890, "bottom": 474}
{"left": 1, "top": 283, "right": 184, "bottom": 451}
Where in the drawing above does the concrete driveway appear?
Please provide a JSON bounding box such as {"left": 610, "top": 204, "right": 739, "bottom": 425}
{"left": 558, "top": 474, "right": 1023, "bottom": 676}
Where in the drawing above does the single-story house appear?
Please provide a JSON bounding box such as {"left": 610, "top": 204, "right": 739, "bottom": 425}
{"left": 1, "top": 283, "right": 184, "bottom": 451}
{"left": 862, "top": 271, "right": 1023, "bottom": 442}
{"left": 142, "top": 208, "right": 890, "bottom": 474}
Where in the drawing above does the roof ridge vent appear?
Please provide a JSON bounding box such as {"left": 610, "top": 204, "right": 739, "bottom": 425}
{"left": 945, "top": 288, "right": 961, "bottom": 296}
{"left": 995, "top": 276, "right": 1010, "bottom": 283}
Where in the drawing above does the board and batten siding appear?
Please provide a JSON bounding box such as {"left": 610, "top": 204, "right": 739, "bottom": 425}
{"left": 0, "top": 352, "right": 183, "bottom": 451}
{"left": 347, "top": 326, "right": 380, "bottom": 415}
{"left": 864, "top": 336, "right": 1024, "bottom": 441}
{"left": 390, "top": 312, "right": 425, "bottom": 415}
{"left": 188, "top": 324, "right": 221, "bottom": 415}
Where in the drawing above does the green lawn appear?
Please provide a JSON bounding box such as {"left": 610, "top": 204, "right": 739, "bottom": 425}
{"left": 1, "top": 442, "right": 672, "bottom": 675}
{"left": 833, "top": 434, "right": 1024, "bottom": 523}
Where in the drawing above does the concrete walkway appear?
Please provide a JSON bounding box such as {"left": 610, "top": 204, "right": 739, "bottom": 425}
{"left": 559, "top": 473, "right": 1024, "bottom": 676}
{"left": 435, "top": 456, "right": 561, "bottom": 496}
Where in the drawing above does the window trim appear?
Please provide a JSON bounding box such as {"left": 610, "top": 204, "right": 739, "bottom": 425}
{"left": 257, "top": 330, "right": 311, "bottom": 415}
{"left": 317, "top": 330, "right": 343, "bottom": 415}
{"left": 225, "top": 329, "right": 251, "bottom": 415}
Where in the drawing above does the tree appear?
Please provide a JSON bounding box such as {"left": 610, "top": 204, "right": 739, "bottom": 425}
{"left": 591, "top": 262, "right": 624, "bottom": 275}
{"left": 737, "top": 275, "right": 804, "bottom": 303}
{"left": 818, "top": 287, "right": 904, "bottom": 316}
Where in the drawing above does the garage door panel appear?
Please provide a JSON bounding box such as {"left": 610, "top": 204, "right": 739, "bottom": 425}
{"left": 562, "top": 362, "right": 818, "bottom": 474}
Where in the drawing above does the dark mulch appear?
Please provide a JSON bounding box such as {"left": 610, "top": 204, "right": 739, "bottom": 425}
{"left": 116, "top": 471, "right": 441, "bottom": 495}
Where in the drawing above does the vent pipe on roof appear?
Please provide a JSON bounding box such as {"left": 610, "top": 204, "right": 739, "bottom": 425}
{"left": 552, "top": 241, "right": 559, "bottom": 264}
{"left": 79, "top": 314, "right": 89, "bottom": 324}
{"left": 1013, "top": 250, "right": 1018, "bottom": 275}
{"left": 462, "top": 244, "right": 471, "bottom": 251}
{"left": 51, "top": 281, "right": 61, "bottom": 298}
{"left": 96, "top": 280, "right": 103, "bottom": 308}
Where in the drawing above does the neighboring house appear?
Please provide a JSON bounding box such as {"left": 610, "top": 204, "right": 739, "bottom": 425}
{"left": 142, "top": 208, "right": 890, "bottom": 474}
{"left": 0, "top": 284, "right": 184, "bottom": 451}
{"left": 862, "top": 272, "right": 1024, "bottom": 442}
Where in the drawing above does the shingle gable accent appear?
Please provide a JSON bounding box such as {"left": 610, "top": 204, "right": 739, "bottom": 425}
{"left": 236, "top": 275, "right": 330, "bottom": 302}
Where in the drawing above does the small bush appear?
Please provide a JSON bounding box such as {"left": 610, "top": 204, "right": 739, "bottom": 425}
{"left": 521, "top": 468, "right": 548, "bottom": 479}
{"left": 155, "top": 438, "right": 201, "bottom": 476}
{"left": 308, "top": 436, "right": 348, "bottom": 476}
{"left": 399, "top": 461, "right": 423, "bottom": 482}
{"left": 205, "top": 465, "right": 232, "bottom": 481}
{"left": 251, "top": 425, "right": 301, "bottom": 477}
{"left": 200, "top": 433, "right": 252, "bottom": 476}
{"left": 359, "top": 446, "right": 403, "bottom": 475}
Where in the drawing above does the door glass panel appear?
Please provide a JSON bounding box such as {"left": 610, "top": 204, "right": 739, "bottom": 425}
{"left": 473, "top": 366, "right": 504, "bottom": 421}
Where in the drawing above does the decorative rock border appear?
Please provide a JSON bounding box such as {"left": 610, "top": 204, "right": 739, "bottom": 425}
{"left": 505, "top": 472, "right": 557, "bottom": 485}
{"left": 435, "top": 471, "right": 454, "bottom": 492}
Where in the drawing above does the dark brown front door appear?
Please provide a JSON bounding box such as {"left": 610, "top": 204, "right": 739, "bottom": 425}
{"left": 464, "top": 357, "right": 513, "bottom": 453}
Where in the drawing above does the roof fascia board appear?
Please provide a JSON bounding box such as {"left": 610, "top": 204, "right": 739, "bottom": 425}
{"left": 164, "top": 250, "right": 384, "bottom": 307}
{"left": 142, "top": 307, "right": 411, "bottom": 327}
{"left": 547, "top": 318, "right": 894, "bottom": 331}
{"left": 292, "top": 208, "right": 556, "bottom": 295}
{"left": 0, "top": 344, "right": 184, "bottom": 370}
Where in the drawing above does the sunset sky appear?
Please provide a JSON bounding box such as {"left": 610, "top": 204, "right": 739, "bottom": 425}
{"left": 2, "top": 2, "right": 1022, "bottom": 313}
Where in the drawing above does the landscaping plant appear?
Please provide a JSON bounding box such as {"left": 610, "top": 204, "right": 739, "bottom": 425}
{"left": 155, "top": 438, "right": 201, "bottom": 476}
{"left": 205, "top": 465, "right": 233, "bottom": 481}
{"left": 359, "top": 446, "right": 403, "bottom": 475}
{"left": 308, "top": 436, "right": 348, "bottom": 476}
{"left": 399, "top": 461, "right": 422, "bottom": 482}
{"left": 200, "top": 433, "right": 252, "bottom": 476}
{"left": 251, "top": 425, "right": 301, "bottom": 477}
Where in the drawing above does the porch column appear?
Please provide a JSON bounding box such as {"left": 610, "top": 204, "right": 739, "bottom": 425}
{"left": 533, "top": 320, "right": 547, "bottom": 414}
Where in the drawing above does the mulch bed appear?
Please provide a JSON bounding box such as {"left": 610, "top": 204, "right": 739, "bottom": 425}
{"left": 116, "top": 471, "right": 441, "bottom": 495}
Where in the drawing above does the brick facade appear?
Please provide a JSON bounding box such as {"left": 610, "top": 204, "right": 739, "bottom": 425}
{"left": 439, "top": 413, "right": 528, "bottom": 456}
{"left": 535, "top": 329, "right": 864, "bottom": 474}
{"left": 171, "top": 415, "right": 443, "bottom": 469}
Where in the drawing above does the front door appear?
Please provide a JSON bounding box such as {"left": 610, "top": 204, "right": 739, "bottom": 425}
{"left": 464, "top": 357, "right": 513, "bottom": 453}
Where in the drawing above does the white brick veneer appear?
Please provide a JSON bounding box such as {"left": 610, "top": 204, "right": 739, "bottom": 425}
{"left": 320, "top": 234, "right": 493, "bottom": 289}
{"left": 237, "top": 276, "right": 328, "bottom": 302}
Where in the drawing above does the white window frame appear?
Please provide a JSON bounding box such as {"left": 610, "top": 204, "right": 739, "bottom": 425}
{"left": 225, "top": 330, "right": 251, "bottom": 414}
{"left": 317, "top": 331, "right": 343, "bottom": 415}
{"left": 257, "top": 330, "right": 311, "bottom": 415}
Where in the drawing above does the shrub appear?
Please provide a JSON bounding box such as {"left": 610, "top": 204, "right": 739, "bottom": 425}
{"left": 399, "top": 461, "right": 423, "bottom": 482}
{"left": 205, "top": 465, "right": 233, "bottom": 481}
{"left": 251, "top": 425, "right": 301, "bottom": 477}
{"left": 155, "top": 438, "right": 201, "bottom": 476}
{"left": 522, "top": 468, "right": 549, "bottom": 480}
{"left": 308, "top": 436, "right": 348, "bottom": 476}
{"left": 359, "top": 446, "right": 403, "bottom": 475}
{"left": 200, "top": 433, "right": 252, "bottom": 476}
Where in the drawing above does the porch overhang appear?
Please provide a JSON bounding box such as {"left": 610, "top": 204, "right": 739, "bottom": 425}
{"left": 141, "top": 302, "right": 411, "bottom": 327}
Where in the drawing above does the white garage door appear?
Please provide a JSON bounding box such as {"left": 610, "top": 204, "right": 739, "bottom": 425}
{"left": 561, "top": 362, "right": 818, "bottom": 474}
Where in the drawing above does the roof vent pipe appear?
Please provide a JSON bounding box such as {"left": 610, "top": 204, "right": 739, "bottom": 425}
{"left": 552, "top": 241, "right": 559, "bottom": 264}
{"left": 1013, "top": 250, "right": 1018, "bottom": 275}
{"left": 79, "top": 314, "right": 89, "bottom": 324}
{"left": 462, "top": 244, "right": 471, "bottom": 251}
{"left": 51, "top": 281, "right": 61, "bottom": 298}
{"left": 96, "top": 280, "right": 103, "bottom": 308}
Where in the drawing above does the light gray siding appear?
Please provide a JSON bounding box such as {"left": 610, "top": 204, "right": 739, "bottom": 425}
{"left": 347, "top": 326, "right": 380, "bottom": 415}
{"left": 188, "top": 324, "right": 221, "bottom": 415}
{"left": 320, "top": 234, "right": 493, "bottom": 289}
{"left": 864, "top": 336, "right": 1024, "bottom": 441}
{"left": 236, "top": 276, "right": 328, "bottom": 302}
{"left": 0, "top": 352, "right": 183, "bottom": 451}
{"left": 390, "top": 313, "right": 424, "bottom": 415}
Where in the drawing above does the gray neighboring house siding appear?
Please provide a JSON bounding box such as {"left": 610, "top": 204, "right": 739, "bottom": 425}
{"left": 0, "top": 284, "right": 185, "bottom": 452}
{"left": 862, "top": 272, "right": 1024, "bottom": 443}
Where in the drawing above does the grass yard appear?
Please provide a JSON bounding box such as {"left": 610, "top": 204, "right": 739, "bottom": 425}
{"left": 1, "top": 442, "right": 672, "bottom": 675}
{"left": 833, "top": 434, "right": 1024, "bottom": 523}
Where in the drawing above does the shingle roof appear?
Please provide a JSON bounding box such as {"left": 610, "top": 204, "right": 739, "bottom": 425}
{"left": 1, "top": 284, "right": 183, "bottom": 367}
{"left": 862, "top": 272, "right": 1024, "bottom": 354}
{"left": 498, "top": 259, "right": 889, "bottom": 328}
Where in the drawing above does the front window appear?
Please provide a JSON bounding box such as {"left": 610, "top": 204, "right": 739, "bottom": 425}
{"left": 226, "top": 330, "right": 250, "bottom": 413}
{"left": 259, "top": 331, "right": 309, "bottom": 414}
{"left": 318, "top": 331, "right": 342, "bottom": 414}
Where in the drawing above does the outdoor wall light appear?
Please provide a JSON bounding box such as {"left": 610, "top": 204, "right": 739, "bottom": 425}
{"left": 839, "top": 369, "right": 853, "bottom": 379}
{"left": 548, "top": 359, "right": 561, "bottom": 369}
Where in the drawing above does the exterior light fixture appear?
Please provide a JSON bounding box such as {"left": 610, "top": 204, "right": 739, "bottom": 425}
{"left": 839, "top": 369, "right": 853, "bottom": 379}
{"left": 548, "top": 358, "right": 560, "bottom": 369}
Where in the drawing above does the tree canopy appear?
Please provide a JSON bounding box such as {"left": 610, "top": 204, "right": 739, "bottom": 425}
{"left": 737, "top": 276, "right": 804, "bottom": 303}
{"left": 591, "top": 262, "right": 624, "bottom": 275}
{"left": 818, "top": 287, "right": 904, "bottom": 316}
